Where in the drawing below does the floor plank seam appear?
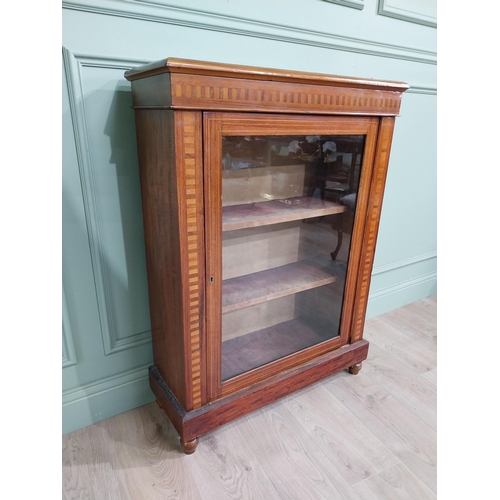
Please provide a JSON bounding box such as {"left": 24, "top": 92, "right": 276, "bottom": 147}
{"left": 397, "top": 457, "right": 437, "bottom": 494}
{"left": 324, "top": 370, "right": 437, "bottom": 492}
{"left": 350, "top": 460, "right": 403, "bottom": 487}
{"left": 362, "top": 359, "right": 437, "bottom": 430}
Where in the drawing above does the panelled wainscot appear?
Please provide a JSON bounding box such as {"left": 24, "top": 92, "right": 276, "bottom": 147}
{"left": 124, "top": 58, "right": 408, "bottom": 454}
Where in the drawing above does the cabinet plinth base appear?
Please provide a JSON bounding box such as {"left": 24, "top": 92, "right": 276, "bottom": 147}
{"left": 149, "top": 339, "right": 369, "bottom": 453}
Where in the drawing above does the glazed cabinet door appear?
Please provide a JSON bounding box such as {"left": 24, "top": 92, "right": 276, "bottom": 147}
{"left": 204, "top": 113, "right": 379, "bottom": 400}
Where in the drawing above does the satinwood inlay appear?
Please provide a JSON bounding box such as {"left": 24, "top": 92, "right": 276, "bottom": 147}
{"left": 351, "top": 117, "right": 395, "bottom": 343}
{"left": 175, "top": 112, "right": 205, "bottom": 410}
{"left": 169, "top": 74, "right": 403, "bottom": 116}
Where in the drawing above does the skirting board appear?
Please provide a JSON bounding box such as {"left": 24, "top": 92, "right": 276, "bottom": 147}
{"left": 62, "top": 273, "right": 436, "bottom": 434}
{"left": 62, "top": 366, "right": 154, "bottom": 435}
{"left": 366, "top": 271, "right": 437, "bottom": 319}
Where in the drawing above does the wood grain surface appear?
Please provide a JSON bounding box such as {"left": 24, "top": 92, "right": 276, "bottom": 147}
{"left": 124, "top": 61, "right": 409, "bottom": 467}
{"left": 204, "top": 112, "right": 381, "bottom": 400}
{"left": 221, "top": 317, "right": 335, "bottom": 380}
{"left": 133, "top": 109, "right": 188, "bottom": 407}
{"left": 63, "top": 296, "right": 436, "bottom": 499}
{"left": 125, "top": 58, "right": 409, "bottom": 116}
{"left": 126, "top": 57, "right": 409, "bottom": 92}
{"left": 222, "top": 259, "right": 344, "bottom": 313}
{"left": 222, "top": 196, "right": 346, "bottom": 231}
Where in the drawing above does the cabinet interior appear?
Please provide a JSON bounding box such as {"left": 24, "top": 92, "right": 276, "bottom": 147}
{"left": 220, "top": 134, "right": 362, "bottom": 380}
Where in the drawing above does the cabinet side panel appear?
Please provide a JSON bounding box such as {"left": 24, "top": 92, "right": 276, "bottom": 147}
{"left": 174, "top": 111, "right": 206, "bottom": 410}
{"left": 130, "top": 72, "right": 172, "bottom": 108}
{"left": 133, "top": 109, "right": 187, "bottom": 407}
{"left": 351, "top": 117, "right": 396, "bottom": 343}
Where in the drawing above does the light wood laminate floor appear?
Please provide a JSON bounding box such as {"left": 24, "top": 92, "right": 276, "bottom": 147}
{"left": 62, "top": 295, "right": 437, "bottom": 500}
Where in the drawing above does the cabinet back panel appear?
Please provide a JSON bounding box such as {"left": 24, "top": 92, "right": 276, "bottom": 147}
{"left": 222, "top": 295, "right": 296, "bottom": 341}
{"left": 222, "top": 223, "right": 301, "bottom": 280}
{"left": 222, "top": 164, "right": 306, "bottom": 206}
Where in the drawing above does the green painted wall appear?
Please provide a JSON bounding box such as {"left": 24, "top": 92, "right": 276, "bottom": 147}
{"left": 62, "top": 0, "right": 436, "bottom": 434}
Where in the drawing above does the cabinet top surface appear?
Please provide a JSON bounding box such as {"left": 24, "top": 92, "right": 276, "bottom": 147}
{"left": 124, "top": 57, "right": 409, "bottom": 93}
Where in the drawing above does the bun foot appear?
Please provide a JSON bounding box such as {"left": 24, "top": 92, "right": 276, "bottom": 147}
{"left": 348, "top": 362, "right": 362, "bottom": 375}
{"left": 180, "top": 437, "right": 198, "bottom": 455}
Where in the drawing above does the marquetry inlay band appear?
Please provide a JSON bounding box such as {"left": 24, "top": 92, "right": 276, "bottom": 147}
{"left": 177, "top": 113, "right": 204, "bottom": 410}
{"left": 170, "top": 74, "right": 403, "bottom": 116}
{"left": 352, "top": 118, "right": 395, "bottom": 342}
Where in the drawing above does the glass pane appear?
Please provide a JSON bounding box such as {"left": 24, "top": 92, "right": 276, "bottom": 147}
{"left": 221, "top": 134, "right": 365, "bottom": 381}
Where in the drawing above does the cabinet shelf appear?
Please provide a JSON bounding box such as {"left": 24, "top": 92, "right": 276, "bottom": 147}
{"left": 222, "top": 259, "right": 345, "bottom": 314}
{"left": 222, "top": 316, "right": 335, "bottom": 381}
{"left": 222, "top": 196, "right": 346, "bottom": 232}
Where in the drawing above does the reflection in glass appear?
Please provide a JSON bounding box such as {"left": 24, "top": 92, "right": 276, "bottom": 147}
{"left": 221, "top": 135, "right": 365, "bottom": 381}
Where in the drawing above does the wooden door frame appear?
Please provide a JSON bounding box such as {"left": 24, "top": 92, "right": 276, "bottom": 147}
{"left": 203, "top": 112, "right": 380, "bottom": 401}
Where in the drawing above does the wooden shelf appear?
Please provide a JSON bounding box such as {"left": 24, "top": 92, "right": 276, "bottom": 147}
{"left": 222, "top": 196, "right": 346, "bottom": 232}
{"left": 222, "top": 259, "right": 345, "bottom": 314}
{"left": 222, "top": 316, "right": 336, "bottom": 381}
